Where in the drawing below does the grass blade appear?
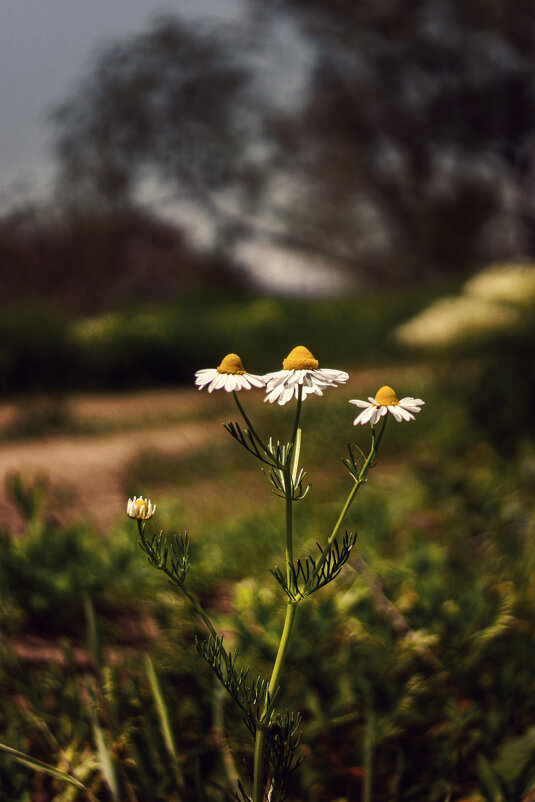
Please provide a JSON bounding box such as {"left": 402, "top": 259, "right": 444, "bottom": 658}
{"left": 0, "top": 741, "right": 98, "bottom": 802}
{"left": 91, "top": 715, "right": 120, "bottom": 802}
{"left": 83, "top": 594, "right": 102, "bottom": 673}
{"left": 145, "top": 654, "right": 185, "bottom": 792}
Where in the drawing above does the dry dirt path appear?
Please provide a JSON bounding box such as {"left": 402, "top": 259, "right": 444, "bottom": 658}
{"left": 0, "top": 388, "right": 225, "bottom": 532}
{"left": 0, "top": 366, "right": 427, "bottom": 533}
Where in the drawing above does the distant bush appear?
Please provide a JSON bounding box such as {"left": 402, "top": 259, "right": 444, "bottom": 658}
{"left": 0, "top": 303, "right": 77, "bottom": 393}
{"left": 0, "top": 203, "right": 247, "bottom": 314}
{"left": 0, "top": 287, "right": 443, "bottom": 395}
{"left": 394, "top": 262, "right": 535, "bottom": 446}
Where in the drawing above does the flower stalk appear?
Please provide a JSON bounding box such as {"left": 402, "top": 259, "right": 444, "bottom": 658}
{"left": 305, "top": 417, "right": 387, "bottom": 595}
{"left": 129, "top": 351, "right": 423, "bottom": 799}
{"left": 253, "top": 385, "right": 302, "bottom": 800}
{"left": 136, "top": 520, "right": 219, "bottom": 642}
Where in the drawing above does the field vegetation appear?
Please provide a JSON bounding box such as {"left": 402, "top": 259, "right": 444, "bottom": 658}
{"left": 1, "top": 281, "right": 535, "bottom": 801}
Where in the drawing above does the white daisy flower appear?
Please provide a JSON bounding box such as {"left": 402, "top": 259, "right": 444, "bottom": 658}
{"left": 127, "top": 495, "right": 156, "bottom": 520}
{"left": 264, "top": 345, "right": 349, "bottom": 406}
{"left": 195, "top": 353, "right": 266, "bottom": 393}
{"left": 350, "top": 385, "right": 424, "bottom": 425}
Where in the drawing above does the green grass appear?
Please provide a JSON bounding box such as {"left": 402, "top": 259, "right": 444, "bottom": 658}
{"left": 0, "top": 285, "right": 450, "bottom": 394}
{"left": 3, "top": 289, "right": 535, "bottom": 799}
{"left": 4, "top": 426, "right": 534, "bottom": 800}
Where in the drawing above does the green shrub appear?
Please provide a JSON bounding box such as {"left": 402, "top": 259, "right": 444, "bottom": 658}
{"left": 0, "top": 286, "right": 445, "bottom": 394}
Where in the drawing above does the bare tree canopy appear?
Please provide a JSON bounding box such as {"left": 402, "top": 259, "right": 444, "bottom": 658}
{"left": 52, "top": 3, "right": 535, "bottom": 284}
{"left": 53, "top": 17, "right": 255, "bottom": 206}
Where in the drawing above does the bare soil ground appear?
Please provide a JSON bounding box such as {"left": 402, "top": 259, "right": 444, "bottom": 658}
{"left": 0, "top": 388, "right": 225, "bottom": 532}
{"left": 0, "top": 366, "right": 426, "bottom": 533}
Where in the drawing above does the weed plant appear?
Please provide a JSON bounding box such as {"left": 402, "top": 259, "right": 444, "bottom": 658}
{"left": 2, "top": 345, "right": 535, "bottom": 799}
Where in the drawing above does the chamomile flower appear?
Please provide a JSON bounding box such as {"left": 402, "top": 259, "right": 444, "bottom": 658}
{"left": 127, "top": 496, "right": 156, "bottom": 520}
{"left": 350, "top": 385, "right": 424, "bottom": 425}
{"left": 195, "top": 353, "right": 265, "bottom": 393}
{"left": 264, "top": 345, "right": 349, "bottom": 406}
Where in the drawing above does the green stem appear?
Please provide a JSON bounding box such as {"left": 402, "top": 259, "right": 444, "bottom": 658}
{"left": 285, "top": 483, "right": 294, "bottom": 579}
{"left": 290, "top": 428, "right": 302, "bottom": 486}
{"left": 287, "top": 385, "right": 304, "bottom": 587}
{"left": 253, "top": 728, "right": 267, "bottom": 802}
{"left": 137, "top": 521, "right": 218, "bottom": 641}
{"left": 252, "top": 388, "right": 302, "bottom": 801}
{"left": 290, "top": 389, "right": 303, "bottom": 447}
{"left": 305, "top": 417, "right": 387, "bottom": 593}
{"left": 267, "top": 603, "right": 298, "bottom": 701}
{"left": 179, "top": 584, "right": 219, "bottom": 640}
{"left": 233, "top": 391, "right": 273, "bottom": 460}
{"left": 253, "top": 602, "right": 297, "bottom": 802}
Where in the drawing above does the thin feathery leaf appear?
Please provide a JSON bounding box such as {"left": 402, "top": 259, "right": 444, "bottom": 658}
{"left": 271, "top": 532, "right": 357, "bottom": 601}
{"left": 196, "top": 634, "right": 273, "bottom": 731}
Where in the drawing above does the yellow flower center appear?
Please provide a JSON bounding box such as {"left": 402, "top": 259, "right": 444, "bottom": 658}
{"left": 282, "top": 345, "right": 319, "bottom": 371}
{"left": 374, "top": 385, "right": 399, "bottom": 406}
{"left": 134, "top": 498, "right": 149, "bottom": 516}
{"left": 217, "top": 353, "right": 246, "bottom": 375}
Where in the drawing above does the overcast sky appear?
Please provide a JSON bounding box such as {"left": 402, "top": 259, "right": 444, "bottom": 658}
{"left": 0, "top": 0, "right": 244, "bottom": 196}
{"left": 0, "top": 1, "right": 338, "bottom": 293}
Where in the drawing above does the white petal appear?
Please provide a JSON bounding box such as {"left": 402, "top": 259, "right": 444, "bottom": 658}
{"left": 399, "top": 399, "right": 424, "bottom": 413}
{"left": 237, "top": 376, "right": 251, "bottom": 390}
{"left": 265, "top": 370, "right": 286, "bottom": 384}
{"left": 287, "top": 370, "right": 304, "bottom": 386}
{"left": 399, "top": 396, "right": 424, "bottom": 406}
{"left": 308, "top": 377, "right": 331, "bottom": 389}
{"left": 265, "top": 384, "right": 283, "bottom": 403}
{"left": 224, "top": 375, "right": 238, "bottom": 392}
{"left": 360, "top": 405, "right": 378, "bottom": 424}
{"left": 266, "top": 374, "right": 286, "bottom": 391}
{"left": 397, "top": 406, "right": 415, "bottom": 421}
{"left": 213, "top": 373, "right": 228, "bottom": 391}
{"left": 388, "top": 406, "right": 403, "bottom": 422}
{"left": 349, "top": 399, "right": 371, "bottom": 408}
{"left": 315, "top": 368, "right": 349, "bottom": 383}
{"left": 195, "top": 368, "right": 218, "bottom": 388}
{"left": 310, "top": 371, "right": 337, "bottom": 387}
{"left": 278, "top": 386, "right": 296, "bottom": 405}
{"left": 205, "top": 375, "right": 218, "bottom": 391}
{"left": 247, "top": 374, "right": 266, "bottom": 388}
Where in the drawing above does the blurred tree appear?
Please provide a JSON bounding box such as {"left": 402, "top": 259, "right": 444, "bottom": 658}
{"left": 52, "top": 16, "right": 262, "bottom": 250}
{"left": 51, "top": 4, "right": 535, "bottom": 285}
{"left": 259, "top": 0, "right": 535, "bottom": 280}
{"left": 0, "top": 203, "right": 245, "bottom": 314}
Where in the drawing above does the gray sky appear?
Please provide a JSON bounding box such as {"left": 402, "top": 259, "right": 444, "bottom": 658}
{"left": 0, "top": 1, "right": 338, "bottom": 293}
{"left": 0, "top": 0, "right": 243, "bottom": 195}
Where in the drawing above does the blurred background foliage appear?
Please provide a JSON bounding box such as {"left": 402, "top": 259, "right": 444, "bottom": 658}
{"left": 2, "top": 364, "right": 535, "bottom": 800}
{"left": 2, "top": 1, "right": 535, "bottom": 800}
{"left": 3, "top": 0, "right": 535, "bottom": 316}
